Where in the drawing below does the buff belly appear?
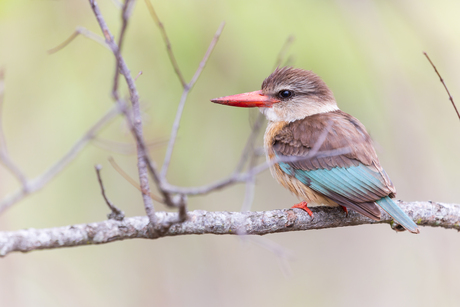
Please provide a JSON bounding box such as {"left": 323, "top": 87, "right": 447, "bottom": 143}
{"left": 269, "top": 163, "right": 338, "bottom": 207}
{"left": 264, "top": 120, "right": 338, "bottom": 207}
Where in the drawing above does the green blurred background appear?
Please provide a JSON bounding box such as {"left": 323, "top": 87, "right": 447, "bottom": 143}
{"left": 1, "top": 0, "right": 460, "bottom": 306}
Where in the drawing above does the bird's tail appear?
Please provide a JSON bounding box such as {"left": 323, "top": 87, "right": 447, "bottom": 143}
{"left": 376, "top": 196, "right": 419, "bottom": 234}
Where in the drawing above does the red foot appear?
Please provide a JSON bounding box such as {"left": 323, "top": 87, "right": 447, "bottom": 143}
{"left": 291, "top": 201, "right": 314, "bottom": 217}
{"left": 340, "top": 205, "right": 348, "bottom": 216}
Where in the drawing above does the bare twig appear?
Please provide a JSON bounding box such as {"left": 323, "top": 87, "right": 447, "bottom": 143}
{"left": 0, "top": 68, "right": 5, "bottom": 148}
{"left": 423, "top": 52, "right": 460, "bottom": 121}
{"left": 160, "top": 21, "right": 225, "bottom": 179}
{"left": 48, "top": 26, "right": 110, "bottom": 54}
{"left": 273, "top": 35, "right": 295, "bottom": 70}
{"left": 92, "top": 137, "right": 168, "bottom": 155}
{"left": 144, "top": 0, "right": 186, "bottom": 88}
{"left": 159, "top": 121, "right": 347, "bottom": 198}
{"left": 118, "top": 102, "right": 175, "bottom": 208}
{"left": 1, "top": 200, "right": 457, "bottom": 257}
{"left": 162, "top": 174, "right": 245, "bottom": 196}
{"left": 108, "top": 157, "right": 164, "bottom": 203}
{"left": 89, "top": 0, "right": 157, "bottom": 224}
{"left": 244, "top": 236, "right": 295, "bottom": 277}
{"left": 0, "top": 103, "right": 123, "bottom": 214}
{"left": 134, "top": 71, "right": 143, "bottom": 81}
{"left": 238, "top": 36, "right": 295, "bottom": 212}
{"left": 95, "top": 164, "right": 125, "bottom": 221}
{"left": 241, "top": 169, "right": 257, "bottom": 212}
{"left": 161, "top": 145, "right": 352, "bottom": 196}
{"left": 240, "top": 126, "right": 262, "bottom": 212}
{"left": 110, "top": 0, "right": 123, "bottom": 9}
{"left": 235, "top": 113, "right": 265, "bottom": 173}
{"left": 0, "top": 69, "right": 28, "bottom": 188}
{"left": 112, "top": 0, "right": 136, "bottom": 101}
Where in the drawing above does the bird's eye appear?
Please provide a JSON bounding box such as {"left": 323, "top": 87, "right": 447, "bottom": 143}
{"left": 278, "top": 90, "right": 293, "bottom": 99}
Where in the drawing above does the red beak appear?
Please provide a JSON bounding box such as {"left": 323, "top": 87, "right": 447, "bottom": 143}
{"left": 211, "top": 90, "right": 280, "bottom": 108}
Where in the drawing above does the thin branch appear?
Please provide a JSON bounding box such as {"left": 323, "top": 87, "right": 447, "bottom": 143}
{"left": 273, "top": 35, "right": 295, "bottom": 70}
{"left": 110, "top": 0, "right": 123, "bottom": 9}
{"left": 95, "top": 164, "right": 125, "bottom": 221}
{"left": 144, "top": 0, "right": 186, "bottom": 88}
{"left": 89, "top": 0, "right": 157, "bottom": 224}
{"left": 92, "top": 137, "right": 168, "bottom": 155}
{"left": 118, "top": 101, "right": 175, "bottom": 208}
{"left": 134, "top": 71, "right": 143, "bottom": 81}
{"left": 0, "top": 103, "right": 123, "bottom": 214}
{"left": 162, "top": 173, "right": 244, "bottom": 196}
{"left": 48, "top": 26, "right": 110, "bottom": 54}
{"left": 171, "top": 34, "right": 294, "bottom": 201}
{"left": 1, "top": 200, "right": 457, "bottom": 257}
{"left": 161, "top": 145, "right": 352, "bottom": 196}
{"left": 242, "top": 236, "right": 295, "bottom": 277}
{"left": 112, "top": 0, "right": 136, "bottom": 101}
{"left": 240, "top": 36, "right": 295, "bottom": 212}
{"left": 186, "top": 22, "right": 226, "bottom": 91}
{"left": 240, "top": 168, "right": 256, "bottom": 212}
{"left": 0, "top": 68, "right": 5, "bottom": 148}
{"left": 160, "top": 22, "right": 225, "bottom": 179}
{"left": 0, "top": 69, "right": 28, "bottom": 187}
{"left": 108, "top": 157, "right": 164, "bottom": 203}
{"left": 423, "top": 51, "right": 460, "bottom": 121}
{"left": 235, "top": 113, "right": 265, "bottom": 173}
{"left": 240, "top": 127, "right": 262, "bottom": 212}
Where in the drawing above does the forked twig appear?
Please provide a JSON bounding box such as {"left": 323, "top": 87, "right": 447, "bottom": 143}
{"left": 48, "top": 26, "right": 110, "bottom": 54}
{"left": 95, "top": 164, "right": 125, "bottom": 221}
{"left": 112, "top": 0, "right": 136, "bottom": 100}
{"left": 160, "top": 22, "right": 225, "bottom": 179}
{"left": 108, "top": 157, "right": 164, "bottom": 203}
{"left": 144, "top": 0, "right": 186, "bottom": 88}
{"left": 423, "top": 51, "right": 460, "bottom": 121}
{"left": 89, "top": 0, "right": 158, "bottom": 224}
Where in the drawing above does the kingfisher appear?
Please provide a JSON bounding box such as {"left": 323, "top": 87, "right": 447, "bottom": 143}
{"left": 211, "top": 67, "right": 419, "bottom": 234}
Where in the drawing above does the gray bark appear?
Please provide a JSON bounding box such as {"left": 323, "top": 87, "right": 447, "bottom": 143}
{"left": 1, "top": 200, "right": 458, "bottom": 257}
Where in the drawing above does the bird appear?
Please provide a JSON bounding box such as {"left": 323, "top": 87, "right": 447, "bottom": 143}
{"left": 211, "top": 66, "right": 419, "bottom": 234}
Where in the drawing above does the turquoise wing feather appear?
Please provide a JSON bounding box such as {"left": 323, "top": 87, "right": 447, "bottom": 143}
{"left": 272, "top": 111, "right": 419, "bottom": 233}
{"left": 279, "top": 162, "right": 419, "bottom": 233}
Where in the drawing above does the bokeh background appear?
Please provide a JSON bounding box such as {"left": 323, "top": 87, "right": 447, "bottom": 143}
{"left": 1, "top": 0, "right": 460, "bottom": 306}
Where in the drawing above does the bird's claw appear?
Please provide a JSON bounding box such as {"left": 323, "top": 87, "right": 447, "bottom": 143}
{"left": 291, "top": 201, "right": 314, "bottom": 218}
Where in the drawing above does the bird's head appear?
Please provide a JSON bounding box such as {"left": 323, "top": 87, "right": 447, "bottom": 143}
{"left": 211, "top": 67, "right": 338, "bottom": 122}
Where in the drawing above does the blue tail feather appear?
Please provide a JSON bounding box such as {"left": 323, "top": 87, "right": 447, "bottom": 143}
{"left": 376, "top": 196, "right": 419, "bottom": 234}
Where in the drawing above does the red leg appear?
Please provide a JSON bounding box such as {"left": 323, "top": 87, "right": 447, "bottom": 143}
{"left": 291, "top": 201, "right": 314, "bottom": 217}
{"left": 340, "top": 205, "right": 348, "bottom": 217}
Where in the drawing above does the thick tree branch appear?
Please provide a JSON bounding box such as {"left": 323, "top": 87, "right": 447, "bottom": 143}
{"left": 1, "top": 200, "right": 458, "bottom": 257}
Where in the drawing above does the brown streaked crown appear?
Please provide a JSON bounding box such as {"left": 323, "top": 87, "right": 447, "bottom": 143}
{"left": 261, "top": 67, "right": 334, "bottom": 102}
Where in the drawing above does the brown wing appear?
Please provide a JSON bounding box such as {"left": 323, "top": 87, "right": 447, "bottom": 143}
{"left": 272, "top": 110, "right": 396, "bottom": 220}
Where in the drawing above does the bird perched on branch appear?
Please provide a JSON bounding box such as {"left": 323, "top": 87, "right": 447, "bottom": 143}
{"left": 211, "top": 67, "right": 419, "bottom": 234}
